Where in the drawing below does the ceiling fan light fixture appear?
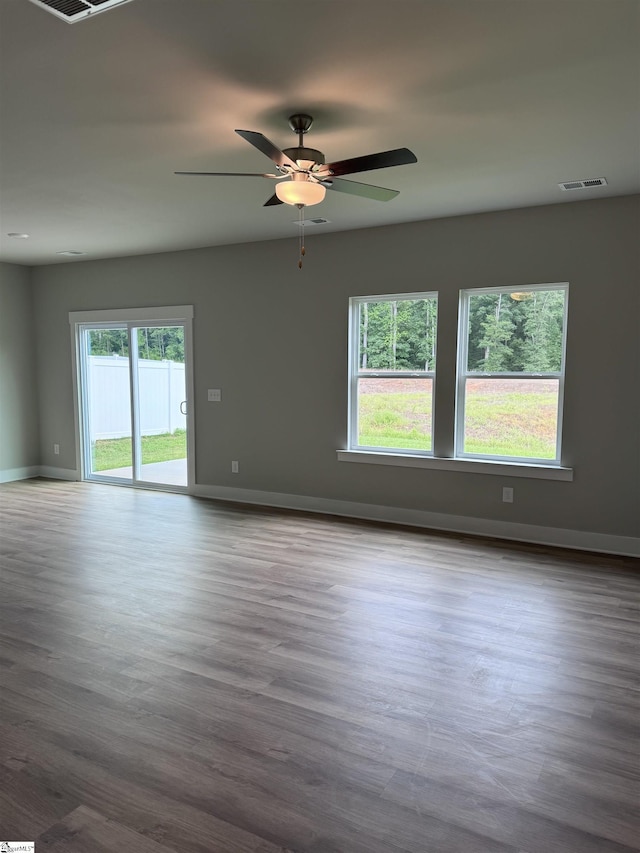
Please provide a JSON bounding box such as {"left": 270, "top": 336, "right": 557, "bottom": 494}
{"left": 275, "top": 180, "right": 326, "bottom": 207}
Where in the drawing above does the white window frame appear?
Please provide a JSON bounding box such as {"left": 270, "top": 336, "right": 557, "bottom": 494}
{"left": 455, "top": 283, "right": 569, "bottom": 465}
{"left": 348, "top": 291, "right": 438, "bottom": 456}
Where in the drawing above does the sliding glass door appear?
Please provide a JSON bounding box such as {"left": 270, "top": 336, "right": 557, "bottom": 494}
{"left": 133, "top": 325, "right": 188, "bottom": 486}
{"left": 74, "top": 310, "right": 192, "bottom": 491}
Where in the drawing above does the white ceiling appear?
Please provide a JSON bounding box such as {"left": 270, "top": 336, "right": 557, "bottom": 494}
{"left": 0, "top": 0, "right": 638, "bottom": 266}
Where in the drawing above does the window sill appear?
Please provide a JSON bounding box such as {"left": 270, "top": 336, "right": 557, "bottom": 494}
{"left": 337, "top": 450, "right": 573, "bottom": 481}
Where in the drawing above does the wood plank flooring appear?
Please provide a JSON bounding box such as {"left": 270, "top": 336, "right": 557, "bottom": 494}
{"left": 0, "top": 478, "right": 638, "bottom": 852}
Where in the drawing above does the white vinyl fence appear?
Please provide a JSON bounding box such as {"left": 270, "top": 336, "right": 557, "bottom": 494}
{"left": 89, "top": 355, "right": 186, "bottom": 440}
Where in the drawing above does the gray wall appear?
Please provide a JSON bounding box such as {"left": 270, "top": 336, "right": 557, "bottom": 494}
{"left": 0, "top": 262, "right": 40, "bottom": 476}
{"left": 31, "top": 195, "right": 640, "bottom": 539}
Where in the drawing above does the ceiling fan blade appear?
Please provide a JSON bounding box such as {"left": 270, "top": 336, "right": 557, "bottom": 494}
{"left": 323, "top": 178, "right": 399, "bottom": 202}
{"left": 174, "top": 171, "right": 278, "bottom": 178}
{"left": 264, "top": 193, "right": 284, "bottom": 207}
{"left": 319, "top": 147, "right": 417, "bottom": 178}
{"left": 235, "top": 129, "right": 298, "bottom": 170}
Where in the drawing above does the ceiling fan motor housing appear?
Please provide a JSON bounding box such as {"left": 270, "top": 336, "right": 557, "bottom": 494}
{"left": 283, "top": 147, "right": 325, "bottom": 168}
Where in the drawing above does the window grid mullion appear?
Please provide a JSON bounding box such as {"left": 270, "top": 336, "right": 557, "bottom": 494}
{"left": 357, "top": 372, "right": 434, "bottom": 379}
{"left": 465, "top": 372, "right": 562, "bottom": 380}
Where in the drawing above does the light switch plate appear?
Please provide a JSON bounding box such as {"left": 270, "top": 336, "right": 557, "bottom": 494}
{"left": 208, "top": 389, "right": 221, "bottom": 402}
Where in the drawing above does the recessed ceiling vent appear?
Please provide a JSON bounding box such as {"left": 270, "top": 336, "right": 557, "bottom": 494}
{"left": 28, "top": 0, "right": 134, "bottom": 23}
{"left": 294, "top": 217, "right": 331, "bottom": 226}
{"left": 559, "top": 177, "right": 608, "bottom": 191}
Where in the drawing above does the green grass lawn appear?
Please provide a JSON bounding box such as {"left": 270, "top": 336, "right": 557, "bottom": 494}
{"left": 463, "top": 388, "right": 557, "bottom": 457}
{"left": 359, "top": 391, "right": 433, "bottom": 450}
{"left": 359, "top": 384, "right": 558, "bottom": 458}
{"left": 92, "top": 430, "right": 186, "bottom": 471}
{"left": 94, "top": 385, "right": 557, "bottom": 469}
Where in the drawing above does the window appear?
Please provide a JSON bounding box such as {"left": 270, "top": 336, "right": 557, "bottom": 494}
{"left": 349, "top": 293, "right": 438, "bottom": 453}
{"left": 342, "top": 284, "right": 571, "bottom": 478}
{"left": 456, "top": 284, "right": 568, "bottom": 463}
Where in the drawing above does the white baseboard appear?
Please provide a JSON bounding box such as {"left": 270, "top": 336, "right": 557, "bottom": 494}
{"left": 0, "top": 465, "right": 40, "bottom": 483}
{"left": 0, "top": 465, "right": 78, "bottom": 483}
{"left": 2, "top": 471, "right": 636, "bottom": 556}
{"left": 193, "top": 483, "right": 640, "bottom": 558}
{"left": 38, "top": 466, "right": 79, "bottom": 481}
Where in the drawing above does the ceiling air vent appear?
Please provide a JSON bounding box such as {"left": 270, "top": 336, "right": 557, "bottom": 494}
{"left": 559, "top": 177, "right": 608, "bottom": 191}
{"left": 28, "top": 0, "right": 134, "bottom": 23}
{"left": 294, "top": 217, "right": 331, "bottom": 226}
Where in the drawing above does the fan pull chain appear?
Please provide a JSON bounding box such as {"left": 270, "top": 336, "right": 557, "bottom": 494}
{"left": 297, "top": 204, "right": 306, "bottom": 269}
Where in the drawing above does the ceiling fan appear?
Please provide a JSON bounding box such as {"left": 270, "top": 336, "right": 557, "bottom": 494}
{"left": 175, "top": 113, "right": 417, "bottom": 208}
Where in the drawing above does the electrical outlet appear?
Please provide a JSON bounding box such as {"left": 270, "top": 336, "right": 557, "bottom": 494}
{"left": 53, "top": 444, "right": 60, "bottom": 455}
{"left": 231, "top": 461, "right": 239, "bottom": 473}
{"left": 502, "top": 487, "right": 514, "bottom": 503}
{"left": 208, "top": 389, "right": 221, "bottom": 402}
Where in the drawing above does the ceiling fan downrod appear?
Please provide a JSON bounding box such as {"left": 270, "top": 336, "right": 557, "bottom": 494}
{"left": 282, "top": 114, "right": 325, "bottom": 171}
{"left": 288, "top": 113, "right": 314, "bottom": 146}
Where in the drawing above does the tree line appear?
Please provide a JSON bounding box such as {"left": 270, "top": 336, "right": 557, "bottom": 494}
{"left": 88, "top": 328, "right": 185, "bottom": 363}
{"left": 87, "top": 291, "right": 564, "bottom": 374}
{"left": 360, "top": 298, "right": 437, "bottom": 371}
{"left": 359, "top": 290, "right": 565, "bottom": 373}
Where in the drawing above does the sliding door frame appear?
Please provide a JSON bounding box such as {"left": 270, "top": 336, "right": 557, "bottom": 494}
{"left": 69, "top": 305, "right": 195, "bottom": 493}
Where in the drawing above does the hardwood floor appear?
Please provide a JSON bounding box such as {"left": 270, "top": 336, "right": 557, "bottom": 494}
{"left": 0, "top": 478, "right": 638, "bottom": 852}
